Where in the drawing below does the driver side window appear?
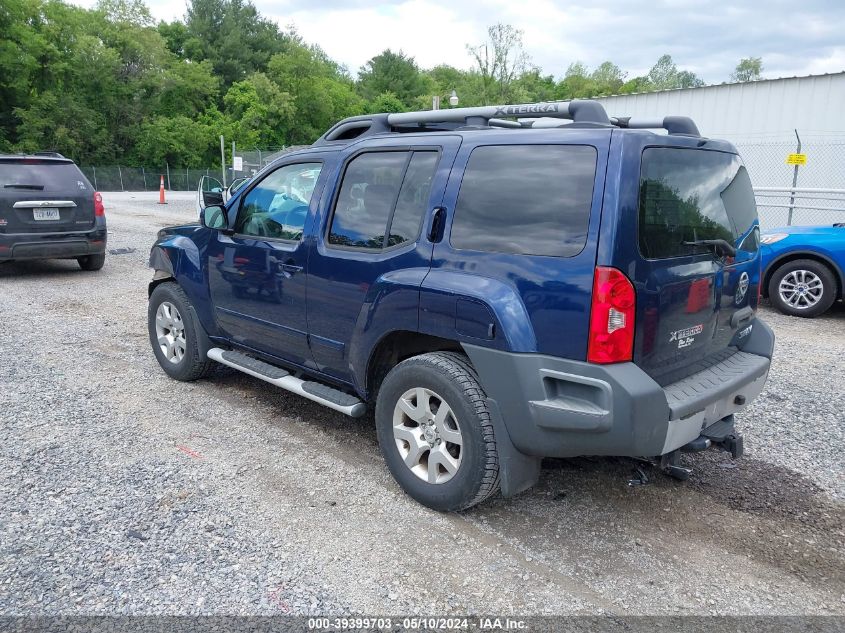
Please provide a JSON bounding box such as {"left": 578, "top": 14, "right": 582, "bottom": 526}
{"left": 235, "top": 162, "right": 322, "bottom": 240}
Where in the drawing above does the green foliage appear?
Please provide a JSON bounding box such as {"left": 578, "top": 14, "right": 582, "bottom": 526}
{"left": 732, "top": 57, "right": 763, "bottom": 82}
{"left": 184, "top": 0, "right": 288, "bottom": 89}
{"left": 366, "top": 92, "right": 407, "bottom": 114}
{"left": 647, "top": 54, "right": 705, "bottom": 90}
{"left": 0, "top": 0, "right": 748, "bottom": 169}
{"left": 466, "top": 23, "right": 531, "bottom": 104}
{"left": 358, "top": 50, "right": 427, "bottom": 107}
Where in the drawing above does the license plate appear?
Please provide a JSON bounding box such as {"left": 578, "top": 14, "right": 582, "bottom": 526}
{"left": 33, "top": 208, "right": 60, "bottom": 221}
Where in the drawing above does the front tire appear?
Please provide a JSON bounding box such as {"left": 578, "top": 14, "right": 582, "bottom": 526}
{"left": 375, "top": 352, "right": 500, "bottom": 511}
{"left": 768, "top": 259, "right": 837, "bottom": 318}
{"left": 148, "top": 283, "right": 213, "bottom": 381}
{"left": 78, "top": 253, "right": 105, "bottom": 271}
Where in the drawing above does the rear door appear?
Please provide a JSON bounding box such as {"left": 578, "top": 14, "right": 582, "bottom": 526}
{"left": 619, "top": 141, "right": 760, "bottom": 385}
{"left": 307, "top": 135, "right": 461, "bottom": 383}
{"left": 0, "top": 158, "right": 95, "bottom": 234}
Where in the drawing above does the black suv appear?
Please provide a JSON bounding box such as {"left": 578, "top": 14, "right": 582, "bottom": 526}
{"left": 0, "top": 153, "right": 106, "bottom": 270}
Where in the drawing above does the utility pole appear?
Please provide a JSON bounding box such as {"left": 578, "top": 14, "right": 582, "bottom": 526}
{"left": 231, "top": 141, "right": 236, "bottom": 178}
{"left": 219, "top": 135, "right": 227, "bottom": 189}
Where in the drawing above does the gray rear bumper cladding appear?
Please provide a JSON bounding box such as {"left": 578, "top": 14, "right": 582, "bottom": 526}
{"left": 463, "top": 318, "right": 775, "bottom": 460}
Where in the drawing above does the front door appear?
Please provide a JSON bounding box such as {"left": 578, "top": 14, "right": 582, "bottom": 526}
{"left": 307, "top": 137, "right": 461, "bottom": 384}
{"left": 207, "top": 161, "right": 325, "bottom": 366}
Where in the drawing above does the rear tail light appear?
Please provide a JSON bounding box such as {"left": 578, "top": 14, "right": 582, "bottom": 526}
{"left": 587, "top": 266, "right": 636, "bottom": 364}
{"left": 94, "top": 191, "right": 105, "bottom": 217}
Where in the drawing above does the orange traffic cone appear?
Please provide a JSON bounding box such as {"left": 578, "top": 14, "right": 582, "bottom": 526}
{"left": 158, "top": 175, "right": 167, "bottom": 205}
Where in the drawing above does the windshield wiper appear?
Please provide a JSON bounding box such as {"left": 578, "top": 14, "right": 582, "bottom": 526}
{"left": 4, "top": 183, "right": 44, "bottom": 190}
{"left": 683, "top": 239, "right": 737, "bottom": 258}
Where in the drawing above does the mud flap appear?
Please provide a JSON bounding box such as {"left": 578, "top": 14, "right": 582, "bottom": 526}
{"left": 486, "top": 398, "right": 541, "bottom": 497}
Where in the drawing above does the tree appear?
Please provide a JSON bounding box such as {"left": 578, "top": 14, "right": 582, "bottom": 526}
{"left": 366, "top": 92, "right": 407, "bottom": 114}
{"left": 466, "top": 23, "right": 531, "bottom": 104}
{"left": 267, "top": 41, "right": 363, "bottom": 144}
{"left": 358, "top": 50, "right": 427, "bottom": 107}
{"left": 184, "top": 0, "right": 288, "bottom": 89}
{"left": 732, "top": 57, "right": 763, "bottom": 82}
{"left": 223, "top": 72, "right": 293, "bottom": 147}
{"left": 647, "top": 54, "right": 704, "bottom": 90}
{"left": 591, "top": 61, "right": 626, "bottom": 94}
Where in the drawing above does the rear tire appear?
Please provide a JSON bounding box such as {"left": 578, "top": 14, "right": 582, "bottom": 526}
{"left": 148, "top": 282, "right": 213, "bottom": 381}
{"left": 768, "top": 259, "right": 837, "bottom": 318}
{"left": 78, "top": 253, "right": 105, "bottom": 271}
{"left": 375, "top": 352, "right": 500, "bottom": 511}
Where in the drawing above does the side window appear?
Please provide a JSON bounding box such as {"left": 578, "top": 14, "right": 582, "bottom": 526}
{"left": 388, "top": 152, "right": 438, "bottom": 247}
{"left": 329, "top": 151, "right": 438, "bottom": 250}
{"left": 450, "top": 145, "right": 597, "bottom": 257}
{"left": 236, "top": 162, "right": 322, "bottom": 240}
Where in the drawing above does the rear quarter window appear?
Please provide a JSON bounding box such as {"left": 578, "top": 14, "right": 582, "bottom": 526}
{"left": 638, "top": 148, "right": 758, "bottom": 259}
{"left": 450, "top": 144, "right": 597, "bottom": 258}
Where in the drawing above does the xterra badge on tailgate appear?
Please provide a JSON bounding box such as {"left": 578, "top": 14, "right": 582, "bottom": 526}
{"left": 670, "top": 324, "right": 703, "bottom": 349}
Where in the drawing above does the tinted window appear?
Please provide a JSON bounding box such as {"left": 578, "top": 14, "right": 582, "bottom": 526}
{"left": 329, "top": 152, "right": 407, "bottom": 249}
{"left": 236, "top": 162, "right": 322, "bottom": 240}
{"left": 639, "top": 148, "right": 759, "bottom": 259}
{"left": 387, "top": 152, "right": 438, "bottom": 247}
{"left": 0, "top": 160, "right": 88, "bottom": 192}
{"left": 450, "top": 145, "right": 596, "bottom": 257}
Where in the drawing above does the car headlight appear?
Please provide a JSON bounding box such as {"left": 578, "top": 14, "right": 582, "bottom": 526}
{"left": 760, "top": 233, "right": 788, "bottom": 245}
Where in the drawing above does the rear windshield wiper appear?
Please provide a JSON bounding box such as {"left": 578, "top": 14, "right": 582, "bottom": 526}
{"left": 4, "top": 183, "right": 44, "bottom": 190}
{"left": 684, "top": 239, "right": 736, "bottom": 258}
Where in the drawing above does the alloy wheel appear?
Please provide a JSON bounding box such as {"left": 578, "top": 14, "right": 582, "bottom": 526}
{"left": 392, "top": 387, "right": 463, "bottom": 484}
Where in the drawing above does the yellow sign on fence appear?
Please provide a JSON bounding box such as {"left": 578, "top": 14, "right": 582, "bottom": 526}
{"left": 786, "top": 153, "right": 807, "bottom": 165}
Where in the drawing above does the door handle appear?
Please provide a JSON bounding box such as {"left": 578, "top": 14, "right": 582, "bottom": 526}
{"left": 428, "top": 207, "right": 446, "bottom": 243}
{"left": 280, "top": 260, "right": 303, "bottom": 275}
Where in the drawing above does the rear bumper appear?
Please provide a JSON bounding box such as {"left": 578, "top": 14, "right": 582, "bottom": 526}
{"left": 463, "top": 318, "right": 775, "bottom": 459}
{"left": 0, "top": 222, "right": 106, "bottom": 261}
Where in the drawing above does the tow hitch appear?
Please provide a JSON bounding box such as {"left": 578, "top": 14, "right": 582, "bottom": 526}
{"left": 661, "top": 415, "right": 744, "bottom": 480}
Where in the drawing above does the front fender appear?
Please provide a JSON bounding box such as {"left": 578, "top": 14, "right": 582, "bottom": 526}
{"left": 148, "top": 228, "right": 217, "bottom": 335}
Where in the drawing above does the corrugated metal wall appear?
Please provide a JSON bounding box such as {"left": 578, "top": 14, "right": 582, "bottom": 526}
{"left": 594, "top": 72, "right": 845, "bottom": 141}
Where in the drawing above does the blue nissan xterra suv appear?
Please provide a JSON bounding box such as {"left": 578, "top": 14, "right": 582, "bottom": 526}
{"left": 147, "top": 100, "right": 775, "bottom": 511}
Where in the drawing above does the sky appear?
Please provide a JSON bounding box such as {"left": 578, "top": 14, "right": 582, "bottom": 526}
{"left": 72, "top": 0, "right": 845, "bottom": 84}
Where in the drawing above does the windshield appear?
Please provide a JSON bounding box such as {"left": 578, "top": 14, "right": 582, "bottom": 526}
{"left": 638, "top": 148, "right": 758, "bottom": 260}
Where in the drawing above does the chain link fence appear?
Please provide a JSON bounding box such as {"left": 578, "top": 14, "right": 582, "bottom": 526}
{"left": 78, "top": 165, "right": 226, "bottom": 192}
{"left": 79, "top": 147, "right": 304, "bottom": 192}
{"left": 734, "top": 133, "right": 845, "bottom": 229}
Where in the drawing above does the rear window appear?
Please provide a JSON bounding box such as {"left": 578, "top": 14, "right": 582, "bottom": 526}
{"left": 450, "top": 144, "right": 597, "bottom": 257}
{"left": 638, "top": 148, "right": 758, "bottom": 260}
{"left": 0, "top": 160, "right": 87, "bottom": 192}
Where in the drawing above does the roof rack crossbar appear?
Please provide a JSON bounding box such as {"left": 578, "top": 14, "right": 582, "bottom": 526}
{"left": 612, "top": 116, "right": 700, "bottom": 136}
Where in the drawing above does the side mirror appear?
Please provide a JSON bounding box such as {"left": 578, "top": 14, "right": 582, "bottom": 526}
{"left": 200, "top": 205, "right": 228, "bottom": 230}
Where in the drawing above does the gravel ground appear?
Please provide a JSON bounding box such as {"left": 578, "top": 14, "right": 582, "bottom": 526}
{"left": 1, "top": 191, "right": 843, "bottom": 616}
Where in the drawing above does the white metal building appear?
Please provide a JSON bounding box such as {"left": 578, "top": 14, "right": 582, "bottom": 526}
{"left": 594, "top": 72, "right": 845, "bottom": 141}
{"left": 594, "top": 72, "right": 845, "bottom": 227}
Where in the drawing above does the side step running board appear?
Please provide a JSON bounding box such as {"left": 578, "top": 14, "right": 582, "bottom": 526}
{"left": 207, "top": 348, "right": 366, "bottom": 418}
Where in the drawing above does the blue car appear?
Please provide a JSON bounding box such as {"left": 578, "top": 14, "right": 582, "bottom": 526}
{"left": 147, "top": 100, "right": 775, "bottom": 511}
{"left": 761, "top": 225, "right": 845, "bottom": 317}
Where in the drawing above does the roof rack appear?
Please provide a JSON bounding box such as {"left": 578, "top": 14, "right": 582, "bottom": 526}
{"left": 32, "top": 151, "right": 66, "bottom": 158}
{"left": 313, "top": 99, "right": 701, "bottom": 145}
